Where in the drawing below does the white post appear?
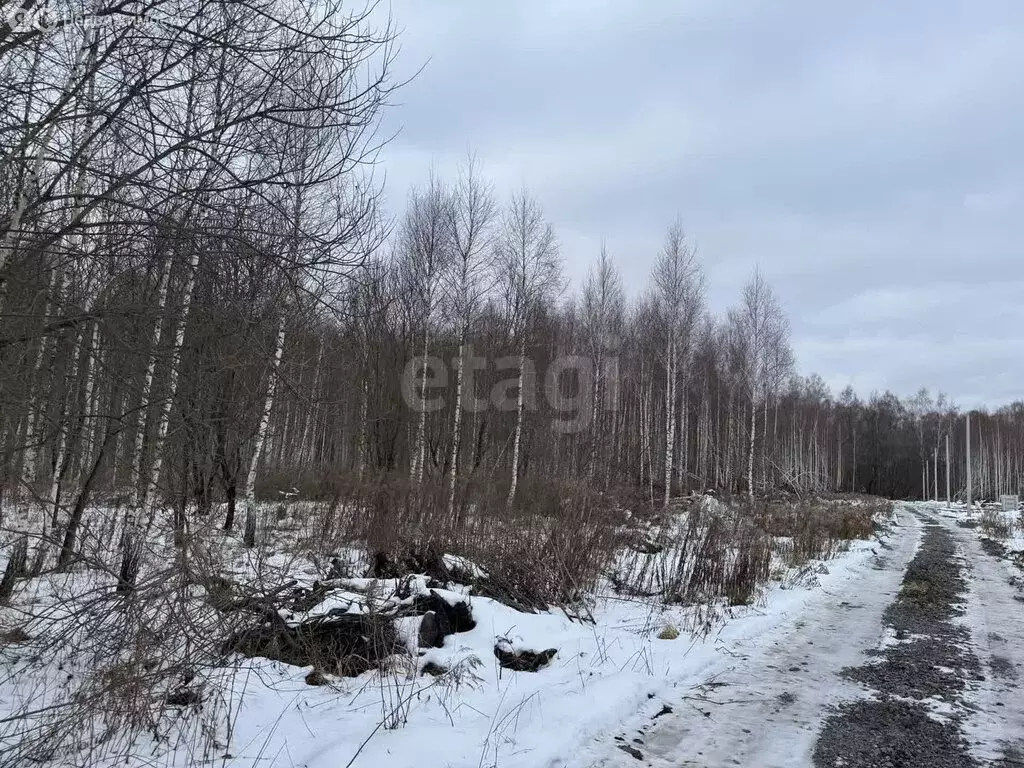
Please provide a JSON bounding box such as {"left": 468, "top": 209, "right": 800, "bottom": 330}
{"left": 945, "top": 433, "right": 951, "bottom": 508}
{"left": 933, "top": 447, "right": 938, "bottom": 501}
{"left": 966, "top": 413, "right": 972, "bottom": 510}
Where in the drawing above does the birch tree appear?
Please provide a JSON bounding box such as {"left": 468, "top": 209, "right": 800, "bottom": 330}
{"left": 400, "top": 175, "right": 452, "bottom": 486}
{"left": 731, "top": 269, "right": 787, "bottom": 496}
{"left": 496, "top": 188, "right": 561, "bottom": 507}
{"left": 651, "top": 222, "right": 702, "bottom": 507}
{"left": 443, "top": 156, "right": 495, "bottom": 519}
{"left": 581, "top": 245, "right": 624, "bottom": 481}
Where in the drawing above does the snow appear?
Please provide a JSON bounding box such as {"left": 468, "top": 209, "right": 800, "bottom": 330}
{"left": 221, "top": 543, "right": 891, "bottom": 766}
{"left": 443, "top": 554, "right": 489, "bottom": 580}
{"left": 577, "top": 505, "right": 923, "bottom": 767}
{"left": 927, "top": 500, "right": 1024, "bottom": 763}
{"left": 0, "top": 499, "right": 905, "bottom": 768}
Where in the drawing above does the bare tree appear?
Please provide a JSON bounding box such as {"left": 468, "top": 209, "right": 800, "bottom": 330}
{"left": 444, "top": 155, "right": 496, "bottom": 519}
{"left": 732, "top": 269, "right": 788, "bottom": 495}
{"left": 496, "top": 188, "right": 561, "bottom": 507}
{"left": 651, "top": 221, "right": 702, "bottom": 507}
{"left": 399, "top": 174, "right": 452, "bottom": 486}
{"left": 581, "top": 245, "right": 624, "bottom": 481}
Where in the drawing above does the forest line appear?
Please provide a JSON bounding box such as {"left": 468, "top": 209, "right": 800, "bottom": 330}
{"left": 1, "top": 0, "right": 1021, "bottom": 567}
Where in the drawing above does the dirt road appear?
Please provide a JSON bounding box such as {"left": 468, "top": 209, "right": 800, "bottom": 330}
{"left": 581, "top": 504, "right": 1024, "bottom": 768}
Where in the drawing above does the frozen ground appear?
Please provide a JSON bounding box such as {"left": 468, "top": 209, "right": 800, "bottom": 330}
{"left": 936, "top": 501, "right": 1024, "bottom": 765}
{"left": 583, "top": 502, "right": 1024, "bottom": 768}
{"left": 197, "top": 530, "right": 897, "bottom": 768}
{"left": 580, "top": 505, "right": 923, "bottom": 768}
{"left": 4, "top": 500, "right": 1023, "bottom": 767}
{"left": 0, "top": 499, "right": 887, "bottom": 768}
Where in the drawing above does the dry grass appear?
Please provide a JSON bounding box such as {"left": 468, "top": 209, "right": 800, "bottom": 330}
{"left": 980, "top": 508, "right": 1014, "bottom": 539}
{"left": 611, "top": 494, "right": 885, "bottom": 612}
{"left": 754, "top": 497, "right": 881, "bottom": 565}
{"left": 271, "top": 473, "right": 636, "bottom": 610}
{"left": 0, "top": 483, "right": 889, "bottom": 767}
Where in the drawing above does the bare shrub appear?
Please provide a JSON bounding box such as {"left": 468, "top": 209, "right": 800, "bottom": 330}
{"left": 612, "top": 495, "right": 884, "bottom": 609}
{"left": 752, "top": 497, "right": 880, "bottom": 565}
{"left": 980, "top": 508, "right": 1013, "bottom": 539}
{"left": 613, "top": 497, "right": 771, "bottom": 608}
{"left": 316, "top": 473, "right": 628, "bottom": 610}
{"left": 0, "top": 511, "right": 280, "bottom": 768}
{"left": 224, "top": 612, "right": 403, "bottom": 676}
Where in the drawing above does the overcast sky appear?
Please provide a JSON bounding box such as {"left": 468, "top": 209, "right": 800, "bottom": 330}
{"left": 375, "top": 0, "right": 1024, "bottom": 408}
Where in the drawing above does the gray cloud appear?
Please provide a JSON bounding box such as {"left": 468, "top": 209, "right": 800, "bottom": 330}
{"left": 377, "top": 0, "right": 1024, "bottom": 408}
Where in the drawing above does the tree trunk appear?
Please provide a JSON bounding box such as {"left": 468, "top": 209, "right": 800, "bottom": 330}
{"left": 447, "top": 342, "right": 465, "bottom": 522}
{"left": 129, "top": 251, "right": 173, "bottom": 503}
{"left": 747, "top": 392, "right": 756, "bottom": 497}
{"left": 242, "top": 313, "right": 287, "bottom": 517}
{"left": 411, "top": 325, "right": 430, "bottom": 485}
{"left": 663, "top": 339, "right": 676, "bottom": 507}
{"left": 507, "top": 342, "right": 527, "bottom": 508}
{"left": 59, "top": 418, "right": 118, "bottom": 569}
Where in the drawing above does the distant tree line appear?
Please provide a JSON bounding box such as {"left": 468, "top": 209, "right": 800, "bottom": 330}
{"left": 1, "top": 1, "right": 1021, "bottom": 576}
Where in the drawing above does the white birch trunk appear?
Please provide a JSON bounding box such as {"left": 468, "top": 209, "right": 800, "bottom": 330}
{"left": 506, "top": 344, "right": 527, "bottom": 508}
{"left": 0, "top": 120, "right": 58, "bottom": 315}
{"left": 411, "top": 325, "right": 430, "bottom": 484}
{"left": 747, "top": 391, "right": 757, "bottom": 497}
{"left": 761, "top": 393, "right": 770, "bottom": 491}
{"left": 77, "top": 321, "right": 101, "bottom": 477}
{"left": 138, "top": 247, "right": 200, "bottom": 519}
{"left": 663, "top": 339, "right": 676, "bottom": 508}
{"left": 357, "top": 377, "right": 369, "bottom": 480}
{"left": 677, "top": 382, "right": 688, "bottom": 492}
{"left": 45, "top": 327, "right": 85, "bottom": 529}
{"left": 129, "top": 252, "right": 173, "bottom": 502}
{"left": 0, "top": 24, "right": 99, "bottom": 317}
{"left": 243, "top": 314, "right": 287, "bottom": 515}
{"left": 20, "top": 268, "right": 62, "bottom": 491}
{"left": 447, "top": 342, "right": 465, "bottom": 521}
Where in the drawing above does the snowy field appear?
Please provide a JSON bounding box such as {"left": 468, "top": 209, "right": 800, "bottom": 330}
{"left": 0, "top": 496, "right": 893, "bottom": 768}
{"left": 5, "top": 497, "right": 1022, "bottom": 767}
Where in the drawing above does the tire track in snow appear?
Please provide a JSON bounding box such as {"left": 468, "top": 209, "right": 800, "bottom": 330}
{"left": 813, "top": 512, "right": 980, "bottom": 768}
{"left": 943, "top": 507, "right": 1024, "bottom": 766}
{"left": 578, "top": 507, "right": 922, "bottom": 768}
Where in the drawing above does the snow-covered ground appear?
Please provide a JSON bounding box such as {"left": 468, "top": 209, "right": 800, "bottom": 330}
{"left": 0, "top": 499, "right": 898, "bottom": 768}
{"left": 173, "top": 534, "right": 901, "bottom": 768}
{"left": 932, "top": 500, "right": 1024, "bottom": 764}
{"left": 579, "top": 505, "right": 923, "bottom": 768}
{"left": 570, "top": 501, "right": 1024, "bottom": 768}
{"left": 12, "top": 498, "right": 1024, "bottom": 768}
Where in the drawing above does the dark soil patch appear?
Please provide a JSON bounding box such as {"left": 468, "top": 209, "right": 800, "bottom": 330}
{"left": 164, "top": 687, "right": 202, "bottom": 706}
{"left": 617, "top": 743, "right": 643, "bottom": 760}
{"left": 845, "top": 634, "right": 977, "bottom": 701}
{"left": 814, "top": 698, "right": 977, "bottom": 768}
{"left": 994, "top": 742, "right": 1024, "bottom": 768}
{"left": 981, "top": 537, "right": 1009, "bottom": 558}
{"left": 990, "top": 654, "right": 1019, "bottom": 680}
{"left": 410, "top": 590, "right": 476, "bottom": 634}
{"left": 813, "top": 519, "right": 980, "bottom": 768}
{"left": 494, "top": 643, "right": 557, "bottom": 672}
